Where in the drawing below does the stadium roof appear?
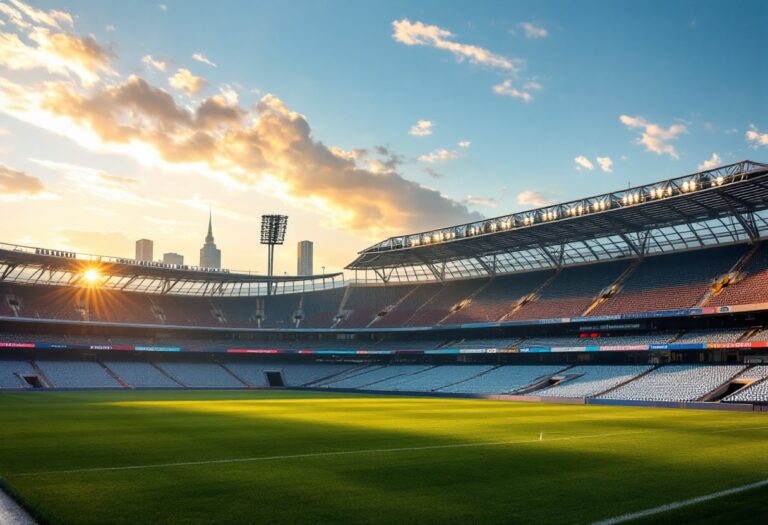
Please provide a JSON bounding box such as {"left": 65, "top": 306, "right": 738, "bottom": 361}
{"left": 348, "top": 160, "right": 768, "bottom": 281}
{"left": 0, "top": 243, "right": 343, "bottom": 296}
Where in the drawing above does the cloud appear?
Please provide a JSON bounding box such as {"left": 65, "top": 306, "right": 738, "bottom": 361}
{"left": 141, "top": 54, "right": 167, "bottom": 71}
{"left": 29, "top": 158, "right": 165, "bottom": 207}
{"left": 0, "top": 163, "right": 44, "bottom": 195}
{"left": 517, "top": 190, "right": 552, "bottom": 207}
{"left": 0, "top": 0, "right": 73, "bottom": 30}
{"left": 419, "top": 148, "right": 459, "bottom": 163}
{"left": 409, "top": 119, "right": 433, "bottom": 137}
{"left": 619, "top": 115, "right": 687, "bottom": 159}
{"left": 192, "top": 52, "right": 216, "bottom": 67}
{"left": 464, "top": 195, "right": 496, "bottom": 207}
{"left": 493, "top": 79, "right": 540, "bottom": 102}
{"left": 746, "top": 124, "right": 768, "bottom": 147}
{"left": 158, "top": 4, "right": 168, "bottom": 12}
{"left": 697, "top": 152, "right": 722, "bottom": 171}
{"left": 458, "top": 140, "right": 471, "bottom": 148}
{"left": 392, "top": 18, "right": 520, "bottom": 71}
{"left": 105, "top": 25, "right": 115, "bottom": 32}
{"left": 423, "top": 167, "right": 443, "bottom": 179}
{"left": 596, "top": 156, "right": 613, "bottom": 173}
{"left": 168, "top": 68, "right": 208, "bottom": 95}
{"left": 0, "top": 73, "right": 479, "bottom": 234}
{"left": 0, "top": 27, "right": 113, "bottom": 85}
{"left": 574, "top": 156, "right": 594, "bottom": 171}
{"left": 519, "top": 22, "right": 548, "bottom": 39}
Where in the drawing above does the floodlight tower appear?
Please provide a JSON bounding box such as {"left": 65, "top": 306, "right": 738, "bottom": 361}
{"left": 260, "top": 214, "right": 288, "bottom": 294}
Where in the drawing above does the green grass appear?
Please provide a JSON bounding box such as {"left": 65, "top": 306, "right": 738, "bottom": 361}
{"left": 1, "top": 390, "right": 767, "bottom": 524}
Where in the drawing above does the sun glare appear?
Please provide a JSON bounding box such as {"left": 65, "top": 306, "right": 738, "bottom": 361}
{"left": 83, "top": 269, "right": 101, "bottom": 284}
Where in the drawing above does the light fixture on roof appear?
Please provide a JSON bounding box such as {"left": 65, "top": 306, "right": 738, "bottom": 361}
{"left": 714, "top": 175, "right": 724, "bottom": 186}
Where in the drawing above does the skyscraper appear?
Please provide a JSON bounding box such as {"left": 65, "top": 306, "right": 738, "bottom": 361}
{"left": 163, "top": 252, "right": 184, "bottom": 266}
{"left": 297, "top": 240, "right": 313, "bottom": 276}
{"left": 199, "top": 211, "right": 221, "bottom": 269}
{"left": 135, "top": 239, "right": 153, "bottom": 262}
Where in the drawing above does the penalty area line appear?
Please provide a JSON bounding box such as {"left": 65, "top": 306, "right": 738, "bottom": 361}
{"left": 591, "top": 477, "right": 768, "bottom": 525}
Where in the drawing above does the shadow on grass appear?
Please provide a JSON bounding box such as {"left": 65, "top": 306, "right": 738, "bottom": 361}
{"left": 1, "top": 391, "right": 767, "bottom": 525}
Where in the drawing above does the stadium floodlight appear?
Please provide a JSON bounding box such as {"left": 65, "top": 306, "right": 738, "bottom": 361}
{"left": 260, "top": 214, "right": 288, "bottom": 293}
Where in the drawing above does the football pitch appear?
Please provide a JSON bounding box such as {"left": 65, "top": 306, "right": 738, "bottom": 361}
{"left": 1, "top": 390, "right": 768, "bottom": 525}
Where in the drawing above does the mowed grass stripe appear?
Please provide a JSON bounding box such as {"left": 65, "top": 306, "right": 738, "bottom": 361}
{"left": 1, "top": 390, "right": 768, "bottom": 525}
{"left": 14, "top": 424, "right": 768, "bottom": 478}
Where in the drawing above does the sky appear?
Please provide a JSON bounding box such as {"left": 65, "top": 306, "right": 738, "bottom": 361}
{"left": 0, "top": 0, "right": 766, "bottom": 275}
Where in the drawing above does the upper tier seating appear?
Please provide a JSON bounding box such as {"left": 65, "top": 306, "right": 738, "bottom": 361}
{"left": 0, "top": 359, "right": 36, "bottom": 388}
{"left": 440, "top": 365, "right": 566, "bottom": 394}
{"left": 708, "top": 243, "right": 768, "bottom": 307}
{"left": 599, "top": 364, "right": 744, "bottom": 402}
{"left": 533, "top": 365, "right": 652, "bottom": 398}
{"left": 521, "top": 333, "right": 675, "bottom": 348}
{"left": 102, "top": 361, "right": 179, "bottom": 388}
{"left": 406, "top": 278, "right": 487, "bottom": 327}
{"left": 337, "top": 285, "right": 416, "bottom": 328}
{"left": 35, "top": 359, "right": 122, "bottom": 388}
{"left": 509, "top": 261, "right": 630, "bottom": 321}
{"left": 590, "top": 245, "right": 747, "bottom": 316}
{"left": 445, "top": 270, "right": 555, "bottom": 324}
{"left": 298, "top": 288, "right": 346, "bottom": 328}
{"left": 675, "top": 329, "right": 746, "bottom": 343}
{"left": 372, "top": 283, "right": 445, "bottom": 328}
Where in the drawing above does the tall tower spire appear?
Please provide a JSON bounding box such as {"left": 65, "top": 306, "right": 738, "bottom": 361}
{"left": 206, "top": 206, "right": 213, "bottom": 242}
{"left": 199, "top": 206, "right": 221, "bottom": 269}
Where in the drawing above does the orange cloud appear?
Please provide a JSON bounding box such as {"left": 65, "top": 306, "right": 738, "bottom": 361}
{"left": 0, "top": 75, "right": 479, "bottom": 234}
{"left": 168, "top": 68, "right": 207, "bottom": 95}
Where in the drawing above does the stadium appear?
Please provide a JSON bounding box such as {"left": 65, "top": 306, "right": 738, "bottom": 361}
{"left": 3, "top": 160, "right": 768, "bottom": 523}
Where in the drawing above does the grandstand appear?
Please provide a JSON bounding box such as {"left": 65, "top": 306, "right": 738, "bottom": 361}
{"left": 2, "top": 161, "right": 768, "bottom": 408}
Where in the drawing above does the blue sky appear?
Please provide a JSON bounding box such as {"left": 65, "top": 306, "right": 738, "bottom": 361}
{"left": 0, "top": 0, "right": 766, "bottom": 273}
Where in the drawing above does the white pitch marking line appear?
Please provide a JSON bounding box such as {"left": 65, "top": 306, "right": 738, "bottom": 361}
{"left": 591, "top": 477, "right": 768, "bottom": 525}
{"left": 13, "top": 430, "right": 643, "bottom": 477}
{"left": 12, "top": 425, "right": 768, "bottom": 478}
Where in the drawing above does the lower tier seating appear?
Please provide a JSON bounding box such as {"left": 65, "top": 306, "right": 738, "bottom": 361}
{"left": 599, "top": 365, "right": 744, "bottom": 402}
{"left": 532, "top": 365, "right": 652, "bottom": 398}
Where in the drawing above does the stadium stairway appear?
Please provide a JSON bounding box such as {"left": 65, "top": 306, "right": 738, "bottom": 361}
{"left": 437, "top": 365, "right": 501, "bottom": 391}
{"left": 305, "top": 364, "right": 380, "bottom": 387}
{"left": 581, "top": 259, "right": 642, "bottom": 316}
{"left": 499, "top": 271, "right": 560, "bottom": 322}
{"left": 150, "top": 362, "right": 186, "bottom": 387}
{"left": 30, "top": 361, "right": 53, "bottom": 388}
{"left": 218, "top": 362, "right": 253, "bottom": 387}
{"left": 437, "top": 278, "right": 495, "bottom": 326}
{"left": 503, "top": 365, "right": 575, "bottom": 395}
{"left": 698, "top": 365, "right": 751, "bottom": 401}
{"left": 99, "top": 361, "right": 130, "bottom": 388}
{"left": 700, "top": 241, "right": 763, "bottom": 307}
{"left": 367, "top": 286, "right": 419, "bottom": 328}
{"left": 593, "top": 365, "right": 659, "bottom": 398}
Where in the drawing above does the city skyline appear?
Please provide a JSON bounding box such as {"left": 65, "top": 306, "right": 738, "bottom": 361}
{"left": 0, "top": 0, "right": 765, "bottom": 276}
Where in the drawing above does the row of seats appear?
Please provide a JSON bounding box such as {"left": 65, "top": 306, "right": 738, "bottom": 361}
{"left": 5, "top": 360, "right": 768, "bottom": 404}
{"left": 5, "top": 243, "right": 768, "bottom": 329}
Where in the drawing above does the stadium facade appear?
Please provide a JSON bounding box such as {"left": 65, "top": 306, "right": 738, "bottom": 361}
{"left": 3, "top": 161, "right": 768, "bottom": 407}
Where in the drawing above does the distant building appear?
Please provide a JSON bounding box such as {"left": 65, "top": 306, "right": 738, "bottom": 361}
{"left": 135, "top": 239, "right": 153, "bottom": 262}
{"left": 297, "top": 240, "right": 313, "bottom": 276}
{"left": 163, "top": 252, "right": 184, "bottom": 266}
{"left": 199, "top": 211, "right": 221, "bottom": 269}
